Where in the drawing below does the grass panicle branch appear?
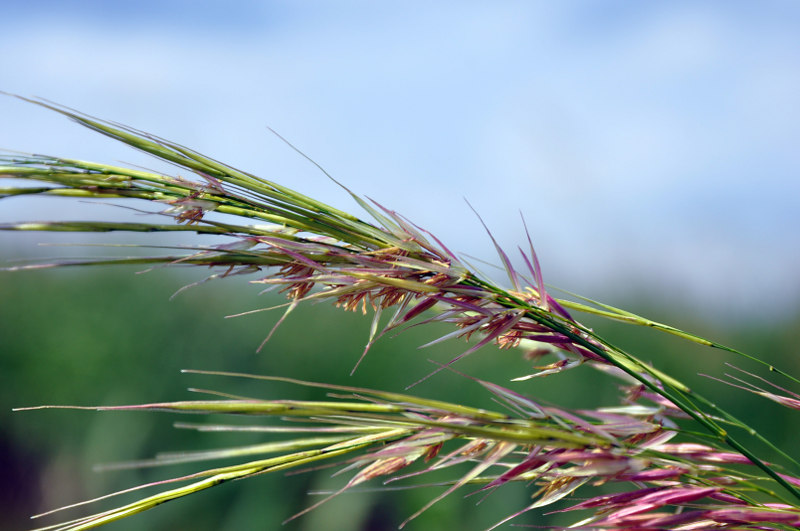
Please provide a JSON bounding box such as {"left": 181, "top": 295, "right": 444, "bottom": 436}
{"left": 3, "top": 95, "right": 799, "bottom": 529}
{"left": 17, "top": 372, "right": 800, "bottom": 531}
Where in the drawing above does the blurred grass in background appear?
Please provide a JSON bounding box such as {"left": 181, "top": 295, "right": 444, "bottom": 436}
{"left": 2, "top": 267, "right": 798, "bottom": 530}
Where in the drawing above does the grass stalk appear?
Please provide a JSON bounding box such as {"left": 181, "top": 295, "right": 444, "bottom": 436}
{"left": 4, "top": 94, "right": 799, "bottom": 529}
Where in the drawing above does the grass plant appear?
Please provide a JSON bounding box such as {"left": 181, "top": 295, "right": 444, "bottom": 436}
{"left": 2, "top": 94, "right": 800, "bottom": 530}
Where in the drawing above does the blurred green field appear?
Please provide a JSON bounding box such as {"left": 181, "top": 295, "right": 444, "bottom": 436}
{"left": 2, "top": 267, "right": 798, "bottom": 530}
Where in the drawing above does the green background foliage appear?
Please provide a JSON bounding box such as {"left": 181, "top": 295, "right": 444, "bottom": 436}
{"left": 2, "top": 267, "right": 798, "bottom": 530}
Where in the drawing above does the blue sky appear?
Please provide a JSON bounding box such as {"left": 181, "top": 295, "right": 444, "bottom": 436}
{"left": 1, "top": 1, "right": 798, "bottom": 320}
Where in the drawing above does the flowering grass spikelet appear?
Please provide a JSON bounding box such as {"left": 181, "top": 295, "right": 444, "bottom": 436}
{"left": 3, "top": 94, "right": 800, "bottom": 529}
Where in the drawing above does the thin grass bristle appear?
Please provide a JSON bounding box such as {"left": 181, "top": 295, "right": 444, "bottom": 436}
{"left": 3, "top": 95, "right": 800, "bottom": 530}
